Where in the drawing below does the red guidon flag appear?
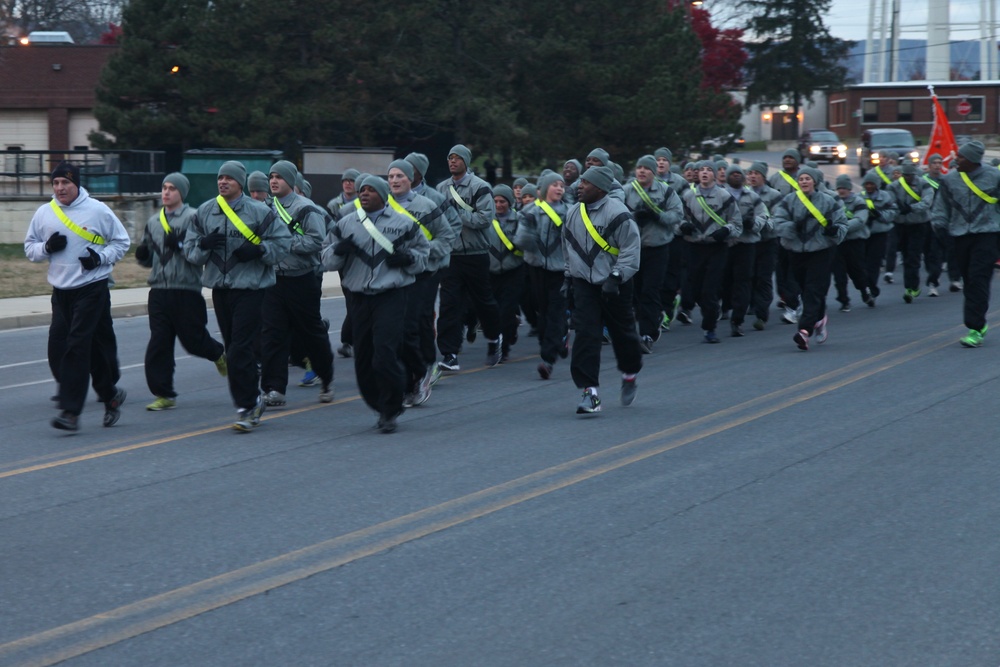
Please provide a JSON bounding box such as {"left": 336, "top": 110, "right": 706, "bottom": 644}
{"left": 924, "top": 87, "right": 958, "bottom": 173}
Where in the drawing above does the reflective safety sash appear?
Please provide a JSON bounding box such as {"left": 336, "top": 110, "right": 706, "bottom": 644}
{"left": 865, "top": 198, "right": 876, "bottom": 210}
{"left": 361, "top": 217, "right": 396, "bottom": 254}
{"left": 794, "top": 189, "right": 829, "bottom": 227}
{"left": 273, "top": 198, "right": 303, "bottom": 235}
{"left": 630, "top": 181, "right": 663, "bottom": 214}
{"left": 899, "top": 179, "right": 922, "bottom": 202}
{"left": 922, "top": 174, "right": 940, "bottom": 190}
{"left": 388, "top": 196, "right": 433, "bottom": 240}
{"left": 49, "top": 200, "right": 105, "bottom": 245}
{"left": 580, "top": 205, "right": 618, "bottom": 256}
{"left": 216, "top": 195, "right": 260, "bottom": 245}
{"left": 449, "top": 185, "right": 474, "bottom": 212}
{"left": 779, "top": 170, "right": 802, "bottom": 192}
{"left": 159, "top": 208, "right": 172, "bottom": 234}
{"left": 492, "top": 219, "right": 523, "bottom": 256}
{"left": 690, "top": 184, "right": 728, "bottom": 227}
{"left": 844, "top": 204, "right": 854, "bottom": 220}
{"left": 535, "top": 200, "right": 563, "bottom": 227}
{"left": 960, "top": 171, "right": 1000, "bottom": 204}
{"left": 875, "top": 166, "right": 892, "bottom": 185}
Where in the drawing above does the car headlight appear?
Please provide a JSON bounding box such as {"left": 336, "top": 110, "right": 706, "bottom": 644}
{"left": 871, "top": 152, "right": 880, "bottom": 161}
{"left": 909, "top": 151, "right": 919, "bottom": 161}
{"left": 838, "top": 144, "right": 847, "bottom": 152}
{"left": 810, "top": 145, "right": 820, "bottom": 154}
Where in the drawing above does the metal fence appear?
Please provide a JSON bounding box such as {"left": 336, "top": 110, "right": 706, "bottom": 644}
{"left": 0, "top": 150, "right": 165, "bottom": 196}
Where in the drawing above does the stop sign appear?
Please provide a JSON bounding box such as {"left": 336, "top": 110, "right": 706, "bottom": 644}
{"left": 957, "top": 100, "right": 972, "bottom": 116}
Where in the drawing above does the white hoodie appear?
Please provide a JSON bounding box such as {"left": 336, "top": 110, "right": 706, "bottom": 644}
{"left": 24, "top": 187, "right": 130, "bottom": 290}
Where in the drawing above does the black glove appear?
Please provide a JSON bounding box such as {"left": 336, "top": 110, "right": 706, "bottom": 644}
{"left": 898, "top": 202, "right": 912, "bottom": 215}
{"left": 333, "top": 238, "right": 357, "bottom": 256}
{"left": 164, "top": 229, "right": 185, "bottom": 251}
{"left": 78, "top": 247, "right": 101, "bottom": 271}
{"left": 634, "top": 209, "right": 657, "bottom": 225}
{"left": 45, "top": 232, "right": 68, "bottom": 254}
{"left": 602, "top": 272, "right": 622, "bottom": 296}
{"left": 233, "top": 242, "right": 264, "bottom": 262}
{"left": 385, "top": 249, "right": 414, "bottom": 267}
{"left": 199, "top": 230, "right": 227, "bottom": 250}
{"left": 710, "top": 227, "right": 731, "bottom": 243}
{"left": 823, "top": 223, "right": 839, "bottom": 237}
{"left": 134, "top": 243, "right": 151, "bottom": 262}
{"left": 679, "top": 222, "right": 697, "bottom": 236}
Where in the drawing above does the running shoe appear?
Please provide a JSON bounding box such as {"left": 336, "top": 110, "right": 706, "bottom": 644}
{"left": 576, "top": 388, "right": 601, "bottom": 414}
{"left": 146, "top": 396, "right": 177, "bottom": 411}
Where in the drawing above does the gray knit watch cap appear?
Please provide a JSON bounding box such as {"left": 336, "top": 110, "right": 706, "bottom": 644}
{"left": 162, "top": 172, "right": 190, "bottom": 200}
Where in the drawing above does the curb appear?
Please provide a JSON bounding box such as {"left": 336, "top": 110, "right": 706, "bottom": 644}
{"left": 0, "top": 284, "right": 344, "bottom": 332}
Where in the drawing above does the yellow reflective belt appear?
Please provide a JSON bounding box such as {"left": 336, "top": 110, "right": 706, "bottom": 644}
{"left": 388, "top": 196, "right": 433, "bottom": 240}
{"left": 362, "top": 218, "right": 396, "bottom": 254}
{"left": 794, "top": 189, "right": 829, "bottom": 227}
{"left": 899, "top": 179, "right": 922, "bottom": 202}
{"left": 690, "top": 184, "right": 728, "bottom": 227}
{"left": 779, "top": 171, "right": 802, "bottom": 192}
{"left": 492, "top": 219, "right": 523, "bottom": 256}
{"left": 865, "top": 198, "right": 875, "bottom": 210}
{"left": 630, "top": 181, "right": 663, "bottom": 214}
{"left": 960, "top": 172, "right": 1000, "bottom": 204}
{"left": 49, "top": 200, "right": 106, "bottom": 245}
{"left": 449, "top": 185, "right": 474, "bottom": 212}
{"left": 273, "top": 198, "right": 303, "bottom": 235}
{"left": 159, "top": 208, "right": 172, "bottom": 234}
{"left": 216, "top": 195, "right": 260, "bottom": 245}
{"left": 875, "top": 166, "right": 892, "bottom": 185}
{"left": 535, "top": 200, "right": 563, "bottom": 227}
{"left": 922, "top": 174, "right": 939, "bottom": 190}
{"left": 580, "top": 205, "right": 618, "bottom": 256}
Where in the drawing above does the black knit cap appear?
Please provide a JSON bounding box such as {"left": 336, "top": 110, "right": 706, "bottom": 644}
{"left": 51, "top": 161, "right": 81, "bottom": 185}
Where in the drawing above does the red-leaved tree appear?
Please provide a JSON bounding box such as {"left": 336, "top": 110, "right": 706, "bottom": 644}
{"left": 691, "top": 7, "right": 746, "bottom": 92}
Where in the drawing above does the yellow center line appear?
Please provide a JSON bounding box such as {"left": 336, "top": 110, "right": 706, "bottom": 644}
{"left": 0, "top": 327, "right": 959, "bottom": 666}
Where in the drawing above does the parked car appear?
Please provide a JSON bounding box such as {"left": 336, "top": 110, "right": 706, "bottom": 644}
{"left": 797, "top": 129, "right": 847, "bottom": 164}
{"left": 857, "top": 128, "right": 921, "bottom": 176}
{"left": 697, "top": 133, "right": 745, "bottom": 155}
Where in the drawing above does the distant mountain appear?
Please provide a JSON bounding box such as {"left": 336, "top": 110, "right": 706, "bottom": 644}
{"left": 846, "top": 39, "right": 991, "bottom": 82}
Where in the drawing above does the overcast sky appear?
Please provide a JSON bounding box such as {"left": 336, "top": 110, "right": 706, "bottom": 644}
{"left": 825, "top": 0, "right": 992, "bottom": 42}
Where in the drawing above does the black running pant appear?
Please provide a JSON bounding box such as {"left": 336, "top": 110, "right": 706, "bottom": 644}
{"left": 954, "top": 232, "right": 998, "bottom": 332}
{"left": 352, "top": 289, "right": 407, "bottom": 417}
{"left": 634, "top": 244, "right": 669, "bottom": 339}
{"left": 145, "top": 288, "right": 224, "bottom": 399}
{"left": 490, "top": 265, "right": 526, "bottom": 356}
{"left": 570, "top": 278, "right": 642, "bottom": 390}
{"left": 213, "top": 288, "right": 264, "bottom": 410}
{"left": 530, "top": 266, "right": 568, "bottom": 365}
{"left": 49, "top": 279, "right": 120, "bottom": 416}
{"left": 260, "top": 273, "right": 334, "bottom": 395}
{"left": 437, "top": 254, "right": 501, "bottom": 356}
{"left": 788, "top": 247, "right": 835, "bottom": 335}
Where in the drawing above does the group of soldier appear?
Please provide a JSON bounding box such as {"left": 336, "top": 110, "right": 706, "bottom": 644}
{"left": 24, "top": 138, "right": 1000, "bottom": 433}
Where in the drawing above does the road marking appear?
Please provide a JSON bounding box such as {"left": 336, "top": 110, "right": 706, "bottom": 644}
{"left": 0, "top": 358, "right": 48, "bottom": 370}
{"left": 0, "top": 326, "right": 960, "bottom": 666}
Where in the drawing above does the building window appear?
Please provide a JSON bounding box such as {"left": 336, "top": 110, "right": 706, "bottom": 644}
{"left": 897, "top": 99, "right": 913, "bottom": 122}
{"left": 863, "top": 100, "right": 879, "bottom": 122}
{"left": 965, "top": 98, "right": 984, "bottom": 122}
{"left": 830, "top": 101, "right": 846, "bottom": 126}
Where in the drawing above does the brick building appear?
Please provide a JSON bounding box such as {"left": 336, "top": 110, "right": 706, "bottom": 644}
{"left": 0, "top": 44, "right": 116, "bottom": 151}
{"left": 827, "top": 80, "right": 1000, "bottom": 142}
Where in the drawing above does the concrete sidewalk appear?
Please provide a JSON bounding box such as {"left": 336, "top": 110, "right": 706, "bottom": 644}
{"left": 0, "top": 272, "right": 343, "bottom": 331}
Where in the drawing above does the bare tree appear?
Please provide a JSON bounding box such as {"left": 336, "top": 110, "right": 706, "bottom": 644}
{"left": 1, "top": 0, "right": 124, "bottom": 43}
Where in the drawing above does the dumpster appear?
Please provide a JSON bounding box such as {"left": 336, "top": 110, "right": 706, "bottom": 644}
{"left": 181, "top": 149, "right": 283, "bottom": 205}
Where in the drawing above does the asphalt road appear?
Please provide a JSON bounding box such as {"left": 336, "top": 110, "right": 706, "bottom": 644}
{"left": 3, "top": 180, "right": 1000, "bottom": 665}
